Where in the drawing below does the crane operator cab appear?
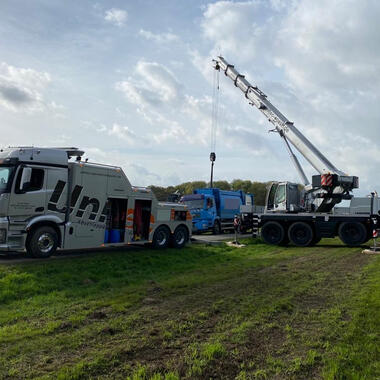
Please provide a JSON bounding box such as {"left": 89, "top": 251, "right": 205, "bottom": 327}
{"left": 265, "top": 182, "right": 304, "bottom": 213}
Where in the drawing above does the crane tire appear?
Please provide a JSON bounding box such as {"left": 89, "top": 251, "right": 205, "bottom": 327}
{"left": 261, "top": 221, "right": 286, "bottom": 245}
{"left": 288, "top": 222, "right": 314, "bottom": 247}
{"left": 338, "top": 222, "right": 367, "bottom": 246}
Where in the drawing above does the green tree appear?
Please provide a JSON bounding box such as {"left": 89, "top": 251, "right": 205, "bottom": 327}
{"left": 212, "top": 180, "right": 231, "bottom": 190}
{"left": 231, "top": 179, "right": 252, "bottom": 193}
{"left": 249, "top": 182, "right": 269, "bottom": 206}
{"left": 149, "top": 186, "right": 172, "bottom": 201}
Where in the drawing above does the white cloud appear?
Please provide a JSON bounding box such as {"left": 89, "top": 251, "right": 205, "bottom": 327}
{"left": 276, "top": 0, "right": 380, "bottom": 92}
{"left": 201, "top": 1, "right": 275, "bottom": 63}
{"left": 97, "top": 123, "right": 137, "bottom": 143}
{"left": 152, "top": 123, "right": 187, "bottom": 144}
{"left": 104, "top": 8, "right": 127, "bottom": 27}
{"left": 139, "top": 29, "right": 179, "bottom": 44}
{"left": 115, "top": 61, "right": 182, "bottom": 109}
{"left": 0, "top": 62, "right": 51, "bottom": 112}
{"left": 107, "top": 123, "right": 137, "bottom": 143}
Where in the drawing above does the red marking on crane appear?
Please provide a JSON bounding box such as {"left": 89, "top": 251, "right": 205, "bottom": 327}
{"left": 321, "top": 174, "right": 333, "bottom": 187}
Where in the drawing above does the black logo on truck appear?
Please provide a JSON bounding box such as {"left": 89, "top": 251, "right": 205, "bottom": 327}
{"left": 48, "top": 180, "right": 107, "bottom": 222}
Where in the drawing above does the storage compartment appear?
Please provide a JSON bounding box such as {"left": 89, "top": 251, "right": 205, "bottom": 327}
{"left": 133, "top": 200, "right": 152, "bottom": 241}
{"left": 104, "top": 198, "right": 128, "bottom": 243}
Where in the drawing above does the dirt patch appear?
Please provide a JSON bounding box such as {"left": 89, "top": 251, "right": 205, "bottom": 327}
{"left": 88, "top": 310, "right": 107, "bottom": 320}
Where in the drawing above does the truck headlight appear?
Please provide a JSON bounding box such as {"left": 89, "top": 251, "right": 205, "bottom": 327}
{"left": 0, "top": 229, "right": 6, "bottom": 244}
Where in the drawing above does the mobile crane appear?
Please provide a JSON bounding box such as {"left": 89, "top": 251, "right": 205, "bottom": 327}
{"left": 214, "top": 56, "right": 379, "bottom": 246}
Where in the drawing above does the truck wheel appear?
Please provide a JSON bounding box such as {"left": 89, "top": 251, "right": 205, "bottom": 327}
{"left": 261, "top": 221, "right": 286, "bottom": 245}
{"left": 27, "top": 226, "right": 58, "bottom": 258}
{"left": 152, "top": 226, "right": 170, "bottom": 249}
{"left": 170, "top": 226, "right": 189, "bottom": 248}
{"left": 212, "top": 221, "right": 221, "bottom": 235}
{"left": 288, "top": 222, "right": 314, "bottom": 247}
{"left": 338, "top": 222, "right": 367, "bottom": 246}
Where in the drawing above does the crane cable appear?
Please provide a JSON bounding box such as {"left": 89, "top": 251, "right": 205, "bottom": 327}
{"left": 211, "top": 67, "right": 220, "bottom": 154}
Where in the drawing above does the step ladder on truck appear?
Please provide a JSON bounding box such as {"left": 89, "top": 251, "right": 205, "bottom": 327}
{"left": 0, "top": 147, "right": 192, "bottom": 257}
{"left": 213, "top": 57, "right": 380, "bottom": 247}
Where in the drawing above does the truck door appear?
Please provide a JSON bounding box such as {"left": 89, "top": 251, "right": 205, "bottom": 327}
{"left": 8, "top": 165, "right": 47, "bottom": 219}
{"left": 273, "top": 183, "right": 287, "bottom": 212}
{"left": 45, "top": 167, "right": 68, "bottom": 221}
{"left": 206, "top": 196, "right": 216, "bottom": 222}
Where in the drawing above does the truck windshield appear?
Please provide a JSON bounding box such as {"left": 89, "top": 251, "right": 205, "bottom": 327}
{"left": 0, "top": 166, "right": 14, "bottom": 193}
{"left": 180, "top": 199, "right": 204, "bottom": 210}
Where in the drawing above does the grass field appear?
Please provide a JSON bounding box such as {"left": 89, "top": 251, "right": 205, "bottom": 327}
{"left": 0, "top": 239, "right": 379, "bottom": 379}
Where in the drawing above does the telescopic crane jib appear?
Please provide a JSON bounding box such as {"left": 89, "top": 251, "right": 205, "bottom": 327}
{"left": 213, "top": 56, "right": 358, "bottom": 213}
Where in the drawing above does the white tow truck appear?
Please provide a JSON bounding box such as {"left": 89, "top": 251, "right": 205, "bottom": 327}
{"left": 214, "top": 57, "right": 380, "bottom": 246}
{"left": 0, "top": 147, "right": 192, "bottom": 257}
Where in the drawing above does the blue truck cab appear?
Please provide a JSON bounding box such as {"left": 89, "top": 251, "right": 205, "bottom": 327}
{"left": 180, "top": 188, "right": 254, "bottom": 234}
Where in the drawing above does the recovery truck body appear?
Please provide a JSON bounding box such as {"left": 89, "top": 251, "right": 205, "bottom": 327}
{"left": 180, "top": 188, "right": 254, "bottom": 233}
{"left": 0, "top": 147, "right": 191, "bottom": 257}
{"left": 214, "top": 57, "right": 380, "bottom": 246}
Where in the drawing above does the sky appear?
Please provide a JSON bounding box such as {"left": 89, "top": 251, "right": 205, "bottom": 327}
{"left": 0, "top": 0, "right": 379, "bottom": 196}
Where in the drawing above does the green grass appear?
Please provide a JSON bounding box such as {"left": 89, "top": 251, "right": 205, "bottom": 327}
{"left": 0, "top": 239, "right": 379, "bottom": 379}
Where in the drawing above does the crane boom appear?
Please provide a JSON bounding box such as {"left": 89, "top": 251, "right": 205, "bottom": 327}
{"left": 214, "top": 56, "right": 345, "bottom": 177}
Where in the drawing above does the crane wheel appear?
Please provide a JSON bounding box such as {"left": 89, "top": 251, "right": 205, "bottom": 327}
{"left": 261, "top": 221, "right": 286, "bottom": 245}
{"left": 288, "top": 222, "right": 314, "bottom": 247}
{"left": 338, "top": 222, "right": 367, "bottom": 246}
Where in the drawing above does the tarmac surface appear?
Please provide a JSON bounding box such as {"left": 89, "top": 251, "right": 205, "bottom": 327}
{"left": 191, "top": 233, "right": 246, "bottom": 243}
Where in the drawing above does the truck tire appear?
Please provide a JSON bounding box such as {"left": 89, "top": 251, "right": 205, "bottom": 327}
{"left": 152, "top": 225, "right": 170, "bottom": 249}
{"left": 261, "top": 221, "right": 286, "bottom": 245}
{"left": 338, "top": 222, "right": 367, "bottom": 246}
{"left": 170, "top": 225, "right": 189, "bottom": 249}
{"left": 26, "top": 226, "right": 58, "bottom": 258}
{"left": 212, "top": 221, "right": 221, "bottom": 235}
{"left": 288, "top": 222, "right": 314, "bottom": 247}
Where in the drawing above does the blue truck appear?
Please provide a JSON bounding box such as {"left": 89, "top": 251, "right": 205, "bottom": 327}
{"left": 180, "top": 188, "right": 254, "bottom": 234}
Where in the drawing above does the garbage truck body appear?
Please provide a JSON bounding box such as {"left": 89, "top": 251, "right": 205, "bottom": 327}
{"left": 180, "top": 188, "right": 254, "bottom": 233}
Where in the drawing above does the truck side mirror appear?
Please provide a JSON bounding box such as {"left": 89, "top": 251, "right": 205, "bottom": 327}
{"left": 19, "top": 167, "right": 32, "bottom": 192}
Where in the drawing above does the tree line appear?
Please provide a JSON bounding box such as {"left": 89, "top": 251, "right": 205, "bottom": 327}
{"left": 149, "top": 180, "right": 269, "bottom": 205}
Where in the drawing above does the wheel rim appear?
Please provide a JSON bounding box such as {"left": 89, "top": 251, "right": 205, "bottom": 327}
{"left": 268, "top": 227, "right": 280, "bottom": 242}
{"left": 263, "top": 223, "right": 283, "bottom": 244}
{"left": 175, "top": 230, "right": 185, "bottom": 245}
{"left": 290, "top": 224, "right": 312, "bottom": 246}
{"left": 156, "top": 231, "right": 167, "bottom": 246}
{"left": 37, "top": 233, "right": 54, "bottom": 253}
{"left": 342, "top": 223, "right": 363, "bottom": 244}
{"left": 294, "top": 228, "right": 308, "bottom": 244}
